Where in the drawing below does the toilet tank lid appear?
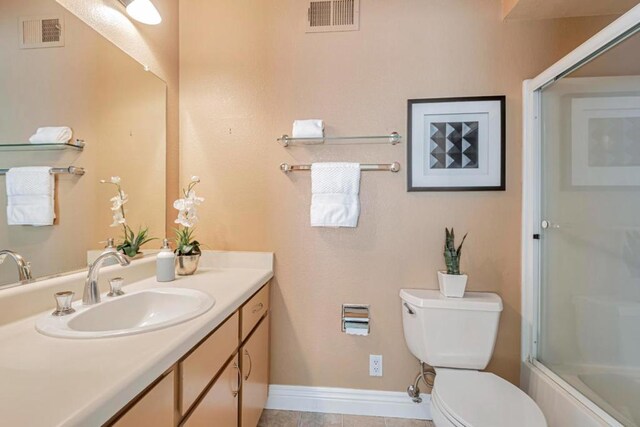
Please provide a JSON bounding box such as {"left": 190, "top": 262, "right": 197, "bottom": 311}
{"left": 400, "top": 289, "right": 503, "bottom": 312}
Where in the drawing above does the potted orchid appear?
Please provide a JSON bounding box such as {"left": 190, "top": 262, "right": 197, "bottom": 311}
{"left": 100, "top": 176, "right": 156, "bottom": 258}
{"left": 174, "top": 176, "right": 204, "bottom": 275}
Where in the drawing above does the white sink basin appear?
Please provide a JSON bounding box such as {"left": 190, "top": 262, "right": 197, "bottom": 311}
{"left": 36, "top": 288, "right": 215, "bottom": 339}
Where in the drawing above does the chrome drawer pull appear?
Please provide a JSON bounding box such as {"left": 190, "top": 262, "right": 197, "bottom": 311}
{"left": 251, "top": 302, "right": 264, "bottom": 314}
{"left": 232, "top": 362, "right": 242, "bottom": 397}
{"left": 244, "top": 349, "right": 253, "bottom": 380}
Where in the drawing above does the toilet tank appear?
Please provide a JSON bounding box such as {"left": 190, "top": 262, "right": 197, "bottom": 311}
{"left": 400, "top": 289, "right": 503, "bottom": 369}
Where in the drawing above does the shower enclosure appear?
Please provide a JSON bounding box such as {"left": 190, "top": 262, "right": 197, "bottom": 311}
{"left": 522, "top": 5, "right": 640, "bottom": 427}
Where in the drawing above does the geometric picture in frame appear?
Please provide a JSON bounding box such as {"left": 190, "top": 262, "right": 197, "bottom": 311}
{"left": 407, "top": 96, "right": 506, "bottom": 191}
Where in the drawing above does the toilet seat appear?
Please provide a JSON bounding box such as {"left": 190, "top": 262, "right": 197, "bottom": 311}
{"left": 431, "top": 369, "right": 547, "bottom": 427}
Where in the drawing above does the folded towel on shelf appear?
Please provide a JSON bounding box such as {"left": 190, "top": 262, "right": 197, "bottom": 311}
{"left": 310, "top": 162, "right": 360, "bottom": 228}
{"left": 28, "top": 127, "right": 73, "bottom": 144}
{"left": 6, "top": 167, "right": 55, "bottom": 226}
{"left": 292, "top": 120, "right": 324, "bottom": 139}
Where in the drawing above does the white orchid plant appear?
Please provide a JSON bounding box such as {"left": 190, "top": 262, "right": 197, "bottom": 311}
{"left": 174, "top": 176, "right": 204, "bottom": 256}
{"left": 100, "top": 176, "right": 156, "bottom": 258}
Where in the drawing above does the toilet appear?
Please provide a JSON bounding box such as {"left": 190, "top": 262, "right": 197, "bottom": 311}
{"left": 400, "top": 289, "right": 547, "bottom": 427}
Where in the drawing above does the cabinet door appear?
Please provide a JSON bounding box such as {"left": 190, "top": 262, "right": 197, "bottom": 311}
{"left": 240, "top": 315, "right": 269, "bottom": 427}
{"left": 183, "top": 355, "right": 240, "bottom": 427}
{"left": 181, "top": 312, "right": 239, "bottom": 414}
{"left": 113, "top": 369, "right": 175, "bottom": 427}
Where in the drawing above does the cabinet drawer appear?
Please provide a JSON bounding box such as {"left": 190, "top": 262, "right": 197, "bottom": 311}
{"left": 181, "top": 312, "right": 239, "bottom": 414}
{"left": 113, "top": 370, "right": 175, "bottom": 427}
{"left": 182, "top": 355, "right": 239, "bottom": 427}
{"left": 241, "top": 284, "right": 269, "bottom": 341}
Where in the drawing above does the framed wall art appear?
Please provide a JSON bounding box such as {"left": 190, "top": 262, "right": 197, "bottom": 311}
{"left": 407, "top": 96, "right": 506, "bottom": 191}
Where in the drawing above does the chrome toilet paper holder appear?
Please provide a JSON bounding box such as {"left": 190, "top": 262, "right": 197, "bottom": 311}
{"left": 342, "top": 304, "right": 370, "bottom": 335}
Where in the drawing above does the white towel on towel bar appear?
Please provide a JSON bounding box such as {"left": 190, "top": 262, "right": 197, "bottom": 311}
{"left": 6, "top": 167, "right": 55, "bottom": 226}
{"left": 310, "top": 162, "right": 360, "bottom": 228}
{"left": 28, "top": 127, "right": 72, "bottom": 144}
{"left": 292, "top": 120, "right": 324, "bottom": 138}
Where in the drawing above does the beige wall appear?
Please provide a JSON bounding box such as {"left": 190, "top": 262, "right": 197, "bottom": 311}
{"left": 180, "top": 0, "right": 613, "bottom": 389}
{"left": 56, "top": 0, "right": 179, "bottom": 234}
{"left": 0, "top": 0, "right": 166, "bottom": 285}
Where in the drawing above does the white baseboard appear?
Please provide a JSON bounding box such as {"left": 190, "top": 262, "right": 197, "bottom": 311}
{"left": 265, "top": 385, "right": 432, "bottom": 420}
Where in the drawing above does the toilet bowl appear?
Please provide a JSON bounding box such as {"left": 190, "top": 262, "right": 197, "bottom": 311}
{"left": 430, "top": 369, "right": 546, "bottom": 427}
{"left": 400, "top": 289, "right": 546, "bottom": 427}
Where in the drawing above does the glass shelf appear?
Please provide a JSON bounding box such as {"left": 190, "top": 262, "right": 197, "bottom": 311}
{"left": 0, "top": 140, "right": 85, "bottom": 152}
{"left": 277, "top": 132, "right": 401, "bottom": 147}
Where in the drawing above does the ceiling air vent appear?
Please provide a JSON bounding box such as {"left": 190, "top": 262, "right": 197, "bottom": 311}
{"left": 19, "top": 16, "right": 65, "bottom": 49}
{"left": 306, "top": 0, "right": 360, "bottom": 33}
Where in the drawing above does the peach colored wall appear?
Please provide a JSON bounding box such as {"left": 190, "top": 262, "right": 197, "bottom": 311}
{"left": 56, "top": 0, "right": 179, "bottom": 235}
{"left": 179, "top": 0, "right": 612, "bottom": 390}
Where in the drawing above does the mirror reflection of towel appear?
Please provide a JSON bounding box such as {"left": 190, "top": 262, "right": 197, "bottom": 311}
{"left": 28, "top": 127, "right": 72, "bottom": 144}
{"left": 6, "top": 167, "right": 55, "bottom": 226}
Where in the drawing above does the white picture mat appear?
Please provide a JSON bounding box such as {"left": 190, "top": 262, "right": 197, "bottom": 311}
{"left": 411, "top": 100, "right": 502, "bottom": 188}
{"left": 572, "top": 96, "right": 640, "bottom": 186}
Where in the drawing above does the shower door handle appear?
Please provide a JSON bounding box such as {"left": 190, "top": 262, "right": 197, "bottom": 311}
{"left": 541, "top": 220, "right": 560, "bottom": 230}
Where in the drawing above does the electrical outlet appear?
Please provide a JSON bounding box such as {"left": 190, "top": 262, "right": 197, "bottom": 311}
{"left": 369, "top": 354, "right": 383, "bottom": 377}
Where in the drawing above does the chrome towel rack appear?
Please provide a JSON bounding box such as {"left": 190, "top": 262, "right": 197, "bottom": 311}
{"left": 280, "top": 162, "right": 401, "bottom": 173}
{"left": 0, "top": 166, "right": 86, "bottom": 176}
{"left": 278, "top": 132, "right": 401, "bottom": 147}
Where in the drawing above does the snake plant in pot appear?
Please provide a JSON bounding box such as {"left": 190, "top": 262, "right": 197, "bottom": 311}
{"left": 438, "top": 228, "right": 468, "bottom": 297}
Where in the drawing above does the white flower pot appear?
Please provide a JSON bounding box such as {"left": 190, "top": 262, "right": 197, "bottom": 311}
{"left": 437, "top": 271, "right": 468, "bottom": 298}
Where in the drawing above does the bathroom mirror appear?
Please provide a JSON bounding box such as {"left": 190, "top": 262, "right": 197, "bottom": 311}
{"left": 0, "top": 0, "right": 166, "bottom": 287}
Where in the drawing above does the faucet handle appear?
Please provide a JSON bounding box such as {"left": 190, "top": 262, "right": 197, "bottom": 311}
{"left": 107, "top": 277, "right": 125, "bottom": 297}
{"left": 52, "top": 291, "right": 76, "bottom": 316}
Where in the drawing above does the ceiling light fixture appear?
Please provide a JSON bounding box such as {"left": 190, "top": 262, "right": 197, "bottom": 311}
{"left": 117, "top": 0, "right": 162, "bottom": 25}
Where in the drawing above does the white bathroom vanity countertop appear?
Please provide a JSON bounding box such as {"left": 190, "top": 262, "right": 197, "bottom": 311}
{"left": 0, "top": 251, "right": 273, "bottom": 427}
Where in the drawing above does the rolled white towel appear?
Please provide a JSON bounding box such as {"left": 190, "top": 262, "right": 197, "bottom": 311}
{"left": 292, "top": 120, "right": 324, "bottom": 139}
{"left": 28, "top": 127, "right": 73, "bottom": 144}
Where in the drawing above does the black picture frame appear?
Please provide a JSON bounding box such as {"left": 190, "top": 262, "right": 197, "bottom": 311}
{"left": 407, "top": 95, "right": 506, "bottom": 192}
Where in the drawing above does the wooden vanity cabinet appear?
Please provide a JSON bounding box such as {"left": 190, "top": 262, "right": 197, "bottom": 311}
{"left": 106, "top": 282, "right": 270, "bottom": 427}
{"left": 181, "top": 312, "right": 240, "bottom": 414}
{"left": 112, "top": 369, "right": 176, "bottom": 427}
{"left": 182, "top": 355, "right": 240, "bottom": 427}
{"left": 240, "top": 314, "right": 269, "bottom": 427}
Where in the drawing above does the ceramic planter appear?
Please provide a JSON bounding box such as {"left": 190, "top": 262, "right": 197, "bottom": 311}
{"left": 437, "top": 271, "right": 468, "bottom": 298}
{"left": 176, "top": 254, "right": 201, "bottom": 276}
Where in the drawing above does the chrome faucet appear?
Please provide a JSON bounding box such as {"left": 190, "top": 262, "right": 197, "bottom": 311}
{"left": 83, "top": 251, "right": 130, "bottom": 305}
{"left": 0, "top": 250, "right": 33, "bottom": 283}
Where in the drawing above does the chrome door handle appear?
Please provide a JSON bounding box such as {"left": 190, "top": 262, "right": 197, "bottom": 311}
{"left": 232, "top": 362, "right": 242, "bottom": 397}
{"left": 403, "top": 302, "right": 416, "bottom": 315}
{"left": 541, "top": 220, "right": 560, "bottom": 229}
{"left": 244, "top": 349, "right": 253, "bottom": 380}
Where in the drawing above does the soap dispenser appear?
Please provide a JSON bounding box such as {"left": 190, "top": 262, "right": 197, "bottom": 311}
{"left": 156, "top": 239, "right": 176, "bottom": 282}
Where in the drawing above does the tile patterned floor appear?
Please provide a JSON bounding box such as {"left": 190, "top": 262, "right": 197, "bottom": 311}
{"left": 258, "top": 410, "right": 435, "bottom": 427}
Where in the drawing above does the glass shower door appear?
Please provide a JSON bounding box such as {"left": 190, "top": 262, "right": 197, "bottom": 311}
{"left": 537, "top": 29, "right": 640, "bottom": 427}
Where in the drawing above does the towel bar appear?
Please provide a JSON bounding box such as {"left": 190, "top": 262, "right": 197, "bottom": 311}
{"left": 278, "top": 132, "right": 401, "bottom": 147}
{"left": 280, "top": 162, "right": 400, "bottom": 173}
{"left": 0, "top": 166, "right": 85, "bottom": 176}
